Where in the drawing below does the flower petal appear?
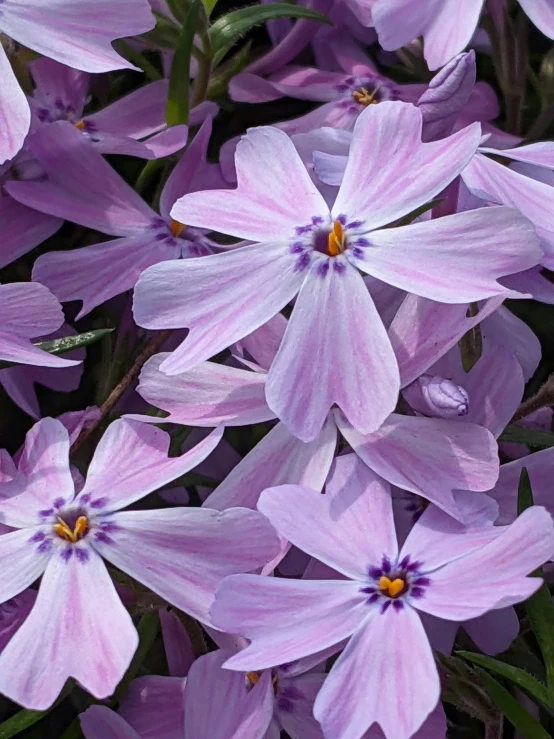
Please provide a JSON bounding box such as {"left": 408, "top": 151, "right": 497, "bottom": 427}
{"left": 266, "top": 260, "right": 399, "bottom": 442}
{"left": 314, "top": 607, "right": 440, "bottom": 739}
{"left": 80, "top": 706, "right": 142, "bottom": 739}
{"left": 0, "top": 195, "right": 62, "bottom": 270}
{"left": 6, "top": 121, "right": 156, "bottom": 236}
{"left": 0, "top": 331, "right": 79, "bottom": 369}
{"left": 1, "top": 0, "right": 154, "bottom": 73}
{"left": 119, "top": 676, "right": 186, "bottom": 739}
{"left": 133, "top": 241, "right": 304, "bottom": 374}
{"left": 258, "top": 453, "right": 397, "bottom": 580}
{"left": 0, "top": 282, "right": 65, "bottom": 338}
{"left": 0, "top": 45, "right": 30, "bottom": 163}
{"left": 464, "top": 607, "right": 520, "bottom": 656}
{"left": 0, "top": 550, "right": 137, "bottom": 710}
{"left": 357, "top": 207, "right": 542, "bottom": 302}
{"left": 331, "top": 102, "right": 481, "bottom": 230}
{"left": 78, "top": 421, "right": 222, "bottom": 512}
{"left": 0, "top": 528, "right": 50, "bottom": 602}
{"left": 94, "top": 507, "right": 280, "bottom": 625}
{"left": 417, "top": 506, "right": 554, "bottom": 621}
{"left": 336, "top": 411, "right": 499, "bottom": 520}
{"left": 0, "top": 418, "right": 74, "bottom": 527}
{"left": 133, "top": 354, "right": 273, "bottom": 427}
{"left": 206, "top": 418, "right": 336, "bottom": 511}
{"left": 212, "top": 577, "right": 368, "bottom": 670}
{"left": 33, "top": 232, "right": 167, "bottom": 320}
{"left": 87, "top": 80, "right": 169, "bottom": 139}
{"left": 519, "top": 0, "right": 554, "bottom": 39}
{"left": 171, "top": 126, "right": 328, "bottom": 241}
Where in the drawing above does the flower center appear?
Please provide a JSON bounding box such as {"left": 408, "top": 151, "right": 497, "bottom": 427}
{"left": 53, "top": 514, "right": 88, "bottom": 543}
{"left": 170, "top": 219, "right": 186, "bottom": 238}
{"left": 326, "top": 220, "right": 345, "bottom": 256}
{"left": 246, "top": 671, "right": 279, "bottom": 694}
{"left": 352, "top": 86, "right": 380, "bottom": 106}
{"left": 378, "top": 575, "right": 406, "bottom": 598}
{"left": 74, "top": 120, "right": 86, "bottom": 131}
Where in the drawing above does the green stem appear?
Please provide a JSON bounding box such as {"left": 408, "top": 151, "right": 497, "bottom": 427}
{"left": 191, "top": 29, "right": 212, "bottom": 107}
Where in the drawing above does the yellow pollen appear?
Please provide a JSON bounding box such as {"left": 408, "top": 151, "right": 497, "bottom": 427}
{"left": 74, "top": 120, "right": 86, "bottom": 131}
{"left": 327, "top": 219, "right": 344, "bottom": 256}
{"left": 53, "top": 515, "right": 88, "bottom": 543}
{"left": 170, "top": 219, "right": 186, "bottom": 238}
{"left": 246, "top": 671, "right": 260, "bottom": 686}
{"left": 352, "top": 86, "right": 380, "bottom": 106}
{"left": 378, "top": 576, "right": 405, "bottom": 598}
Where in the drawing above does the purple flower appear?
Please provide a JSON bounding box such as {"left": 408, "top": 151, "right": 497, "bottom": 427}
{"left": 129, "top": 346, "right": 499, "bottom": 521}
{"left": 6, "top": 118, "right": 221, "bottom": 318}
{"left": 0, "top": 282, "right": 79, "bottom": 370}
{"left": 211, "top": 454, "right": 554, "bottom": 739}
{"left": 133, "top": 104, "right": 540, "bottom": 443}
{"left": 0, "top": 418, "right": 279, "bottom": 709}
{"left": 0, "top": 0, "right": 155, "bottom": 163}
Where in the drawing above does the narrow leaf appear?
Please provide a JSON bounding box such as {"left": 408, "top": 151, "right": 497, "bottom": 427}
{"left": 473, "top": 666, "right": 552, "bottom": 739}
{"left": 388, "top": 198, "right": 443, "bottom": 228}
{"left": 209, "top": 4, "right": 331, "bottom": 66}
{"left": 166, "top": 0, "right": 187, "bottom": 24}
{"left": 166, "top": 0, "right": 200, "bottom": 126}
{"left": 458, "top": 651, "right": 551, "bottom": 707}
{"left": 459, "top": 303, "right": 482, "bottom": 372}
{"left": 499, "top": 425, "right": 554, "bottom": 448}
{"left": 0, "top": 683, "right": 74, "bottom": 739}
{"left": 201, "top": 0, "right": 219, "bottom": 19}
{"left": 518, "top": 467, "right": 533, "bottom": 515}
{"left": 0, "top": 329, "right": 113, "bottom": 371}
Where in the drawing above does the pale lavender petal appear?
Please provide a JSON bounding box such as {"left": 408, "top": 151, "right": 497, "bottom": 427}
{"left": 276, "top": 673, "right": 326, "bottom": 739}
{"left": 1, "top": 0, "right": 155, "bottom": 73}
{"left": 0, "top": 550, "right": 137, "bottom": 710}
{"left": 171, "top": 127, "right": 328, "bottom": 241}
{"left": 266, "top": 260, "right": 399, "bottom": 441}
{"left": 519, "top": 0, "right": 554, "bottom": 38}
{"left": 137, "top": 126, "right": 189, "bottom": 159}
{"left": 119, "top": 676, "right": 186, "bottom": 739}
{"left": 0, "top": 193, "right": 62, "bottom": 269}
{"left": 78, "top": 421, "right": 222, "bottom": 512}
{"left": 0, "top": 282, "right": 65, "bottom": 337}
{"left": 315, "top": 608, "right": 439, "bottom": 739}
{"left": 417, "top": 507, "right": 554, "bottom": 621}
{"left": 357, "top": 207, "right": 542, "bottom": 302}
{"left": 134, "top": 241, "right": 304, "bottom": 374}
{"left": 94, "top": 507, "right": 280, "bottom": 625}
{"left": 0, "top": 418, "right": 75, "bottom": 528}
{"left": 390, "top": 294, "right": 504, "bottom": 387}
{"left": 0, "top": 331, "right": 79, "bottom": 369}
{"left": 363, "top": 704, "right": 447, "bottom": 739}
{"left": 87, "top": 80, "right": 169, "bottom": 138}
{"left": 7, "top": 122, "right": 156, "bottom": 236}
{"left": 185, "top": 649, "right": 274, "bottom": 739}
{"left": 134, "top": 354, "right": 272, "bottom": 426}
{"left": 336, "top": 411, "right": 499, "bottom": 519}
{"left": 331, "top": 102, "right": 481, "bottom": 230}
{"left": 0, "top": 528, "right": 50, "bottom": 602}
{"left": 81, "top": 706, "right": 142, "bottom": 739}
{"left": 29, "top": 57, "right": 88, "bottom": 117}
{"left": 235, "top": 313, "right": 287, "bottom": 371}
{"left": 259, "top": 456, "right": 396, "bottom": 580}
{"left": 33, "top": 232, "right": 167, "bottom": 319}
{"left": 0, "top": 45, "right": 30, "bottom": 163}
{"left": 212, "top": 577, "right": 368, "bottom": 670}
{"left": 206, "top": 418, "right": 336, "bottom": 511}
{"left": 481, "top": 306, "right": 542, "bottom": 382}
{"left": 479, "top": 141, "right": 554, "bottom": 169}
{"left": 462, "top": 152, "right": 554, "bottom": 268}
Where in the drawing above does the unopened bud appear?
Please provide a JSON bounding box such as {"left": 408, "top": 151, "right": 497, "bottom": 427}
{"left": 418, "top": 51, "right": 476, "bottom": 142}
{"left": 403, "top": 375, "right": 469, "bottom": 419}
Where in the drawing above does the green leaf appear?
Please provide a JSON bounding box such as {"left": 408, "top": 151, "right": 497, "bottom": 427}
{"left": 499, "top": 425, "right": 554, "bottom": 448}
{"left": 0, "top": 328, "right": 113, "bottom": 371}
{"left": 207, "top": 40, "right": 252, "bottom": 99}
{"left": 473, "top": 666, "right": 552, "bottom": 739}
{"left": 166, "top": 0, "right": 200, "bottom": 126}
{"left": 209, "top": 4, "right": 331, "bottom": 66}
{"left": 387, "top": 198, "right": 442, "bottom": 228}
{"left": 141, "top": 11, "right": 180, "bottom": 50}
{"left": 110, "top": 611, "right": 159, "bottom": 706}
{"left": 459, "top": 303, "right": 482, "bottom": 373}
{"left": 113, "top": 40, "right": 162, "bottom": 81}
{"left": 518, "top": 467, "right": 534, "bottom": 515}
{"left": 201, "top": 0, "right": 219, "bottom": 19}
{"left": 458, "top": 651, "right": 551, "bottom": 707}
{"left": 518, "top": 469, "right": 554, "bottom": 705}
{"left": 166, "top": 0, "right": 187, "bottom": 24}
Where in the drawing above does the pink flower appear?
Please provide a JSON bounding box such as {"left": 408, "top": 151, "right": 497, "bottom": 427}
{"left": 0, "top": 418, "right": 279, "bottom": 709}
{"left": 134, "top": 101, "right": 540, "bottom": 442}
{"left": 211, "top": 454, "right": 554, "bottom": 739}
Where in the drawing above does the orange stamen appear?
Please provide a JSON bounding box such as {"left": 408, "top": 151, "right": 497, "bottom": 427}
{"left": 246, "top": 671, "right": 260, "bottom": 686}
{"left": 352, "top": 86, "right": 380, "bottom": 106}
{"left": 326, "top": 219, "right": 344, "bottom": 256}
{"left": 170, "top": 219, "right": 186, "bottom": 238}
{"left": 378, "top": 575, "right": 405, "bottom": 598}
{"left": 53, "top": 515, "right": 88, "bottom": 543}
{"left": 74, "top": 120, "right": 86, "bottom": 131}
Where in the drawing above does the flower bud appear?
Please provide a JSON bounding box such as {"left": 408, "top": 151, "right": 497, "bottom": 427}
{"left": 403, "top": 374, "right": 469, "bottom": 419}
{"left": 417, "top": 51, "right": 476, "bottom": 142}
